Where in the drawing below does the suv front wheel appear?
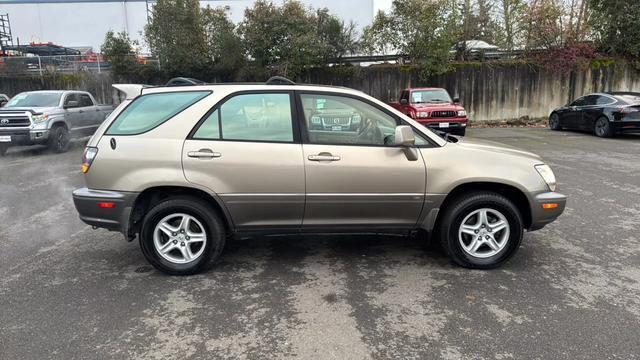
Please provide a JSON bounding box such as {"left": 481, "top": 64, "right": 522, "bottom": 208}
{"left": 437, "top": 192, "right": 523, "bottom": 269}
{"left": 139, "top": 196, "right": 225, "bottom": 275}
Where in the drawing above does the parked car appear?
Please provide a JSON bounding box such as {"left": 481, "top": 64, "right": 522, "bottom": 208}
{"left": 72, "top": 78, "right": 566, "bottom": 275}
{"left": 549, "top": 92, "right": 640, "bottom": 137}
{"left": 389, "top": 87, "right": 468, "bottom": 136}
{"left": 0, "top": 90, "right": 114, "bottom": 155}
{"left": 0, "top": 94, "right": 9, "bottom": 107}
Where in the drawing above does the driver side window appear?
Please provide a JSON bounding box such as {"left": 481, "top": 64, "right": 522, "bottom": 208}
{"left": 301, "top": 93, "right": 427, "bottom": 146}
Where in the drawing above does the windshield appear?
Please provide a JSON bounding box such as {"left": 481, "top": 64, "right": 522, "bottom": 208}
{"left": 5, "top": 92, "right": 62, "bottom": 108}
{"left": 411, "top": 89, "right": 452, "bottom": 104}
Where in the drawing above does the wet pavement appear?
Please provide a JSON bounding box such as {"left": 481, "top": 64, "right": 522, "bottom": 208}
{"left": 1, "top": 128, "right": 639, "bottom": 359}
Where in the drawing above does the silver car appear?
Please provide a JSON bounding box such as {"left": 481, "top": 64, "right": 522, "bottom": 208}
{"left": 73, "top": 78, "right": 566, "bottom": 275}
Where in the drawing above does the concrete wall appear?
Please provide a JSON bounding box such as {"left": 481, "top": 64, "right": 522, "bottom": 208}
{"left": 2, "top": 62, "right": 640, "bottom": 122}
{"left": 302, "top": 63, "right": 640, "bottom": 121}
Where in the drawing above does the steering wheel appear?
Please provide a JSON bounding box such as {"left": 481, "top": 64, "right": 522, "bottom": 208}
{"left": 355, "top": 118, "right": 384, "bottom": 144}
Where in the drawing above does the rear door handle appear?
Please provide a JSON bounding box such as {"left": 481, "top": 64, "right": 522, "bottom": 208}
{"left": 308, "top": 153, "right": 341, "bottom": 162}
{"left": 187, "top": 148, "right": 222, "bottom": 159}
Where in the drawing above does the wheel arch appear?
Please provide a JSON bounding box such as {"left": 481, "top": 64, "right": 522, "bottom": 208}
{"left": 433, "top": 181, "right": 532, "bottom": 232}
{"left": 127, "top": 185, "right": 234, "bottom": 241}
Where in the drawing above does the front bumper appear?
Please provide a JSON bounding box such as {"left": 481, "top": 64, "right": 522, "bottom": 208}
{"left": 416, "top": 118, "right": 468, "bottom": 132}
{"left": 72, "top": 188, "right": 138, "bottom": 236}
{"left": 0, "top": 129, "right": 50, "bottom": 146}
{"left": 529, "top": 192, "right": 567, "bottom": 231}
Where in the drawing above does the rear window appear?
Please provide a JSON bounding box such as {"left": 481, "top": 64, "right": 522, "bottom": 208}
{"left": 106, "top": 91, "right": 210, "bottom": 135}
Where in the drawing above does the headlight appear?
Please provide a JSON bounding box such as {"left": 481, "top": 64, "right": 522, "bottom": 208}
{"left": 457, "top": 110, "right": 467, "bottom": 117}
{"left": 351, "top": 114, "right": 361, "bottom": 124}
{"left": 310, "top": 116, "right": 321, "bottom": 125}
{"left": 535, "top": 164, "right": 557, "bottom": 191}
{"left": 31, "top": 113, "right": 49, "bottom": 123}
{"left": 417, "top": 111, "right": 429, "bottom": 118}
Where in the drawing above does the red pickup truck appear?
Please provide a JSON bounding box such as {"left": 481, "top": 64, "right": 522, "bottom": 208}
{"left": 389, "top": 87, "right": 468, "bottom": 136}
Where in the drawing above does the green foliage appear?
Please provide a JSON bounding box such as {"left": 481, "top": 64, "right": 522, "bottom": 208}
{"left": 202, "top": 6, "right": 245, "bottom": 74}
{"left": 590, "top": 0, "right": 640, "bottom": 61}
{"left": 239, "top": 0, "right": 356, "bottom": 77}
{"left": 362, "top": 0, "right": 461, "bottom": 78}
{"left": 144, "top": 0, "right": 208, "bottom": 76}
{"left": 100, "top": 31, "right": 138, "bottom": 80}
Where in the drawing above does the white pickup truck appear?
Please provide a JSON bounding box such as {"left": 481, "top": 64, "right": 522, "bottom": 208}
{"left": 0, "top": 90, "right": 114, "bottom": 155}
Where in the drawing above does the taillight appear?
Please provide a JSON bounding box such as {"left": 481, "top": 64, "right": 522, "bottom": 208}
{"left": 81, "top": 147, "right": 98, "bottom": 173}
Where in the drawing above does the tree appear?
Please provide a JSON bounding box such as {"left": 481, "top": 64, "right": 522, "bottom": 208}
{"left": 239, "top": 0, "right": 354, "bottom": 77}
{"left": 590, "top": 0, "right": 640, "bottom": 60}
{"left": 144, "top": 0, "right": 209, "bottom": 76}
{"left": 499, "top": 0, "right": 526, "bottom": 51}
{"left": 201, "top": 6, "right": 245, "bottom": 72}
{"left": 361, "top": 10, "right": 399, "bottom": 55}
{"left": 523, "top": 0, "right": 566, "bottom": 50}
{"left": 315, "top": 8, "right": 359, "bottom": 63}
{"left": 361, "top": 0, "right": 460, "bottom": 76}
{"left": 100, "top": 31, "right": 137, "bottom": 80}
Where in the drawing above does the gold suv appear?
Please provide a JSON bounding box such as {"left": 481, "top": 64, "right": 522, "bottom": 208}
{"left": 73, "top": 78, "right": 566, "bottom": 275}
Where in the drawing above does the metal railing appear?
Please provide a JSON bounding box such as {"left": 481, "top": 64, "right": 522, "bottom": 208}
{"left": 0, "top": 54, "right": 159, "bottom": 76}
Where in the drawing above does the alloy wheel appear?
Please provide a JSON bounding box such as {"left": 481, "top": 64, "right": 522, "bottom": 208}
{"left": 458, "top": 208, "right": 510, "bottom": 258}
{"left": 153, "top": 213, "right": 207, "bottom": 264}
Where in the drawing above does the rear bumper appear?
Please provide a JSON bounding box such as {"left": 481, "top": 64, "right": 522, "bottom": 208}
{"left": 72, "top": 188, "right": 138, "bottom": 236}
{"left": 612, "top": 121, "right": 640, "bottom": 133}
{"left": 529, "top": 192, "right": 567, "bottom": 231}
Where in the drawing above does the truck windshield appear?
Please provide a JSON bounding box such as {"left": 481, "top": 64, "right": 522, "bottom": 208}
{"left": 411, "top": 90, "right": 452, "bottom": 104}
{"left": 5, "top": 93, "right": 62, "bottom": 108}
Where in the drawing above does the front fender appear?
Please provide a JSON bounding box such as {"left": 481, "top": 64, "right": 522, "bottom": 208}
{"left": 46, "top": 115, "right": 70, "bottom": 130}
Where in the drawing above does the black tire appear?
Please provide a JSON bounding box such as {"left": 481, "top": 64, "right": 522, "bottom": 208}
{"left": 594, "top": 116, "right": 613, "bottom": 138}
{"left": 549, "top": 113, "right": 562, "bottom": 130}
{"left": 0, "top": 144, "right": 8, "bottom": 156}
{"left": 453, "top": 128, "right": 466, "bottom": 136}
{"left": 437, "top": 191, "right": 523, "bottom": 269}
{"left": 139, "top": 196, "right": 226, "bottom": 275}
{"left": 48, "top": 125, "right": 70, "bottom": 153}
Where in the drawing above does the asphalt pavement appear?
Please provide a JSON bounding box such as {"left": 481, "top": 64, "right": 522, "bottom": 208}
{"left": 1, "top": 128, "right": 639, "bottom": 359}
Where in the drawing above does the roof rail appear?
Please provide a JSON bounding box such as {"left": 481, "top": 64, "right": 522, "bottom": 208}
{"left": 165, "top": 77, "right": 207, "bottom": 87}
{"left": 266, "top": 76, "right": 295, "bottom": 85}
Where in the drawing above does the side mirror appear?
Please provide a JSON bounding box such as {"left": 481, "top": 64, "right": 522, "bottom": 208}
{"left": 395, "top": 125, "right": 415, "bottom": 146}
{"left": 453, "top": 97, "right": 460, "bottom": 103}
{"left": 65, "top": 100, "right": 79, "bottom": 109}
{"left": 400, "top": 98, "right": 408, "bottom": 105}
{"left": 394, "top": 125, "right": 419, "bottom": 161}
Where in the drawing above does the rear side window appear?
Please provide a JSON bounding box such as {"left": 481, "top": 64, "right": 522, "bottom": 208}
{"left": 106, "top": 91, "right": 210, "bottom": 135}
{"left": 192, "top": 92, "right": 294, "bottom": 142}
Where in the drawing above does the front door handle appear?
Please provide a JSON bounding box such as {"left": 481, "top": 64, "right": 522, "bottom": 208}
{"left": 308, "top": 152, "right": 341, "bottom": 162}
{"left": 187, "top": 148, "right": 222, "bottom": 159}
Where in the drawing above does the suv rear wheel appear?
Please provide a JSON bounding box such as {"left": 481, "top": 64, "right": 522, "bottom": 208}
{"left": 139, "top": 196, "right": 225, "bottom": 275}
{"left": 437, "top": 191, "right": 523, "bottom": 269}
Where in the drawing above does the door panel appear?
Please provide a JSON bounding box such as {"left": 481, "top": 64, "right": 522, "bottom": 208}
{"left": 183, "top": 141, "right": 304, "bottom": 228}
{"left": 182, "top": 91, "right": 304, "bottom": 229}
{"left": 302, "top": 144, "right": 425, "bottom": 227}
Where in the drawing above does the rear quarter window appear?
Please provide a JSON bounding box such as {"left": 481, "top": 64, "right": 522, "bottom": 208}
{"left": 106, "top": 91, "right": 210, "bottom": 135}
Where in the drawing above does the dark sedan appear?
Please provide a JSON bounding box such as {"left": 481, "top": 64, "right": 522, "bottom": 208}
{"left": 549, "top": 92, "right": 640, "bottom": 137}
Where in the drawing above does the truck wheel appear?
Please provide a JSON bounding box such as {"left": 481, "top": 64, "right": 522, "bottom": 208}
{"left": 139, "top": 196, "right": 225, "bottom": 275}
{"left": 0, "top": 144, "right": 8, "bottom": 156}
{"left": 437, "top": 191, "right": 523, "bottom": 269}
{"left": 48, "top": 125, "right": 70, "bottom": 153}
{"left": 453, "top": 128, "right": 466, "bottom": 136}
{"left": 594, "top": 117, "right": 613, "bottom": 138}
